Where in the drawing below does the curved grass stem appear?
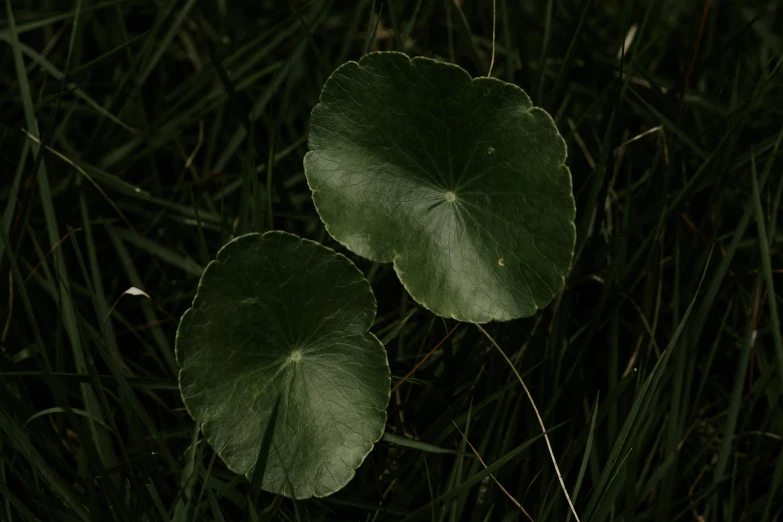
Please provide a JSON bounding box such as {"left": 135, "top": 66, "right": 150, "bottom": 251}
{"left": 476, "top": 323, "right": 581, "bottom": 522}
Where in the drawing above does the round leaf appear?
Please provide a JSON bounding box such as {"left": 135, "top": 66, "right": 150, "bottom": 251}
{"left": 176, "top": 231, "right": 390, "bottom": 499}
{"left": 304, "top": 52, "right": 576, "bottom": 323}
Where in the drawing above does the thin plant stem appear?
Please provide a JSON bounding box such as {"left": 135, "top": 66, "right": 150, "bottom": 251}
{"left": 476, "top": 323, "right": 581, "bottom": 522}
{"left": 452, "top": 420, "right": 535, "bottom": 521}
{"left": 391, "top": 324, "right": 460, "bottom": 393}
{"left": 488, "top": 0, "right": 496, "bottom": 76}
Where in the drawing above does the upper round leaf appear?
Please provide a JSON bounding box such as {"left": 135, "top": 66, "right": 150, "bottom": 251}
{"left": 304, "top": 51, "right": 576, "bottom": 323}
{"left": 176, "top": 231, "right": 390, "bottom": 499}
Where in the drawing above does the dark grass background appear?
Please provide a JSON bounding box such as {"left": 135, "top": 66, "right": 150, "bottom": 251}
{"left": 1, "top": 0, "right": 783, "bottom": 520}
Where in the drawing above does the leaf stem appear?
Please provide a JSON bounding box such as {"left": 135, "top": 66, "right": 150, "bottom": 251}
{"left": 488, "top": 0, "right": 496, "bottom": 77}
{"left": 476, "top": 323, "right": 581, "bottom": 522}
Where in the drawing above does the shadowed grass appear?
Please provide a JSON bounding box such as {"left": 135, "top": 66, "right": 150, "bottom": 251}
{"left": 1, "top": 0, "right": 782, "bottom": 520}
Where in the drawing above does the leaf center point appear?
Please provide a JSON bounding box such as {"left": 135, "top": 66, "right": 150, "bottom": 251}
{"left": 444, "top": 191, "right": 458, "bottom": 203}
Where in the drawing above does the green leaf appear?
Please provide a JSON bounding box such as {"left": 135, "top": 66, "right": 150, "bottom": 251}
{"left": 176, "top": 231, "right": 391, "bottom": 499}
{"left": 304, "top": 51, "right": 576, "bottom": 323}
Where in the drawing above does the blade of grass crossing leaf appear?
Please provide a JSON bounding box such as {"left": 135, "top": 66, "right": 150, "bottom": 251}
{"left": 751, "top": 150, "right": 783, "bottom": 394}
{"left": 249, "top": 396, "right": 282, "bottom": 503}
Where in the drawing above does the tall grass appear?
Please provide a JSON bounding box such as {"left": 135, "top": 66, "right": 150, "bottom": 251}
{"left": 1, "top": 0, "right": 781, "bottom": 520}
